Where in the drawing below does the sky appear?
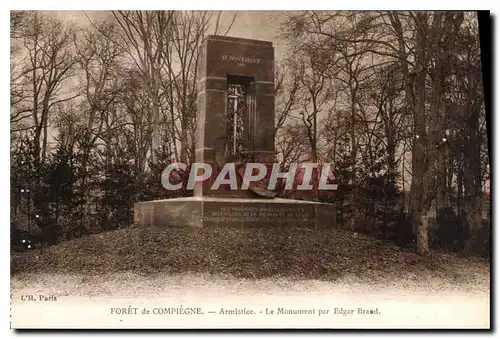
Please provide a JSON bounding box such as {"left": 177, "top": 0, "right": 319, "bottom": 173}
{"left": 58, "top": 10, "right": 290, "bottom": 61}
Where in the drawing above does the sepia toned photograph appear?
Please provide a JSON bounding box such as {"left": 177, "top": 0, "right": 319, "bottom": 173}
{"left": 9, "top": 10, "right": 490, "bottom": 329}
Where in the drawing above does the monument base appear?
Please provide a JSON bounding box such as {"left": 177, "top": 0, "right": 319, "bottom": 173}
{"left": 134, "top": 197, "right": 337, "bottom": 228}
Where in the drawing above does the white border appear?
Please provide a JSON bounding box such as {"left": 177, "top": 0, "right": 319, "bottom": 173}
{"left": 3, "top": 0, "right": 497, "bottom": 10}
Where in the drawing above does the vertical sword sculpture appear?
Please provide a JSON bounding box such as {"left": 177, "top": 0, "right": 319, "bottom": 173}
{"left": 215, "top": 85, "right": 277, "bottom": 198}
{"left": 227, "top": 87, "right": 241, "bottom": 157}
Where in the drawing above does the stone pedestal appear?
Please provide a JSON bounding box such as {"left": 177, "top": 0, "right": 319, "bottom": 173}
{"left": 134, "top": 197, "right": 336, "bottom": 229}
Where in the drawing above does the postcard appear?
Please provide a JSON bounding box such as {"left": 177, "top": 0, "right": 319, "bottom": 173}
{"left": 10, "top": 10, "right": 490, "bottom": 329}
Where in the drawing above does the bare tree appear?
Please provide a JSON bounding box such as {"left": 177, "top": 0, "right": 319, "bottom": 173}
{"left": 276, "top": 123, "right": 309, "bottom": 167}
{"left": 11, "top": 12, "right": 77, "bottom": 164}
{"left": 111, "top": 10, "right": 175, "bottom": 163}
{"left": 160, "top": 11, "right": 213, "bottom": 163}
{"left": 73, "top": 20, "right": 124, "bottom": 233}
{"left": 280, "top": 10, "right": 485, "bottom": 254}
{"left": 274, "top": 59, "right": 302, "bottom": 135}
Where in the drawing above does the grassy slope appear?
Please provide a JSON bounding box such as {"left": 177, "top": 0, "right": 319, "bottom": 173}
{"left": 11, "top": 226, "right": 489, "bottom": 285}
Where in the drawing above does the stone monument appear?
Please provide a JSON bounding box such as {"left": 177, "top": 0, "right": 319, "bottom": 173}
{"left": 134, "top": 35, "right": 336, "bottom": 228}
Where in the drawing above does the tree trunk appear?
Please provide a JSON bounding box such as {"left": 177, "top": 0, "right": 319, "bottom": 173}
{"left": 417, "top": 211, "right": 430, "bottom": 256}
{"left": 457, "top": 162, "right": 463, "bottom": 217}
{"left": 180, "top": 123, "right": 189, "bottom": 163}
{"left": 347, "top": 86, "right": 357, "bottom": 231}
{"left": 411, "top": 12, "right": 430, "bottom": 256}
{"left": 151, "top": 90, "right": 160, "bottom": 164}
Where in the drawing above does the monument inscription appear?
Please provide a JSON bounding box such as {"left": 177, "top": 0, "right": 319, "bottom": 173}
{"left": 203, "top": 206, "right": 311, "bottom": 223}
{"left": 201, "top": 200, "right": 322, "bottom": 228}
{"left": 220, "top": 54, "right": 261, "bottom": 67}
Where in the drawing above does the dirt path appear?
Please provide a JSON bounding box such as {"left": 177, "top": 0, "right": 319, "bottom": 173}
{"left": 11, "top": 272, "right": 490, "bottom": 329}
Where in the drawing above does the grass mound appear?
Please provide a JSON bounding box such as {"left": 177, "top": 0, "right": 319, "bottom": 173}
{"left": 11, "top": 226, "right": 489, "bottom": 282}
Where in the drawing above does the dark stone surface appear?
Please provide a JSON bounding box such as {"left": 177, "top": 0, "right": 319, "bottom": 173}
{"left": 134, "top": 198, "right": 203, "bottom": 228}
{"left": 202, "top": 35, "right": 274, "bottom": 82}
{"left": 134, "top": 197, "right": 336, "bottom": 228}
